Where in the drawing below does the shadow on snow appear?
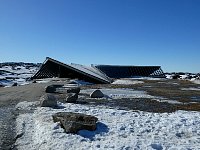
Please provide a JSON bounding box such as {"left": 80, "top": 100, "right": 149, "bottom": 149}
{"left": 78, "top": 122, "right": 109, "bottom": 140}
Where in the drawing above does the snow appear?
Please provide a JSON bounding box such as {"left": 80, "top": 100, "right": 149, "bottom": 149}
{"left": 15, "top": 101, "right": 200, "bottom": 150}
{"left": 35, "top": 78, "right": 55, "bottom": 83}
{"left": 112, "top": 79, "right": 144, "bottom": 85}
{"left": 67, "top": 80, "right": 93, "bottom": 86}
{"left": 81, "top": 88, "right": 183, "bottom": 104}
{"left": 181, "top": 87, "right": 200, "bottom": 91}
{"left": 179, "top": 75, "right": 189, "bottom": 79}
{"left": 192, "top": 79, "right": 200, "bottom": 85}
{"left": 131, "top": 77, "right": 165, "bottom": 80}
{"left": 81, "top": 88, "right": 155, "bottom": 99}
{"left": 165, "top": 74, "right": 173, "bottom": 79}
{"left": 0, "top": 65, "right": 39, "bottom": 87}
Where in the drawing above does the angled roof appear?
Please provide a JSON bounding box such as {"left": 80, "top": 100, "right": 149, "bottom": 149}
{"left": 31, "top": 57, "right": 111, "bottom": 84}
{"left": 94, "top": 65, "right": 164, "bottom": 78}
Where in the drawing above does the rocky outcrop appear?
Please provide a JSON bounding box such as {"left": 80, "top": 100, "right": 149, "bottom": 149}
{"left": 90, "top": 89, "right": 104, "bottom": 98}
{"left": 52, "top": 112, "right": 98, "bottom": 133}
{"left": 40, "top": 93, "right": 57, "bottom": 108}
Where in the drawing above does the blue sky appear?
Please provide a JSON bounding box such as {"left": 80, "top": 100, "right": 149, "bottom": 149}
{"left": 0, "top": 0, "right": 200, "bottom": 73}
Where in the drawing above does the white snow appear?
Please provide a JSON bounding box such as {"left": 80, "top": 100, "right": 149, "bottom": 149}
{"left": 112, "top": 79, "right": 144, "bottom": 85}
{"left": 67, "top": 80, "right": 93, "bottom": 86}
{"left": 0, "top": 65, "right": 38, "bottom": 87}
{"left": 131, "top": 77, "right": 165, "bottom": 80}
{"left": 179, "top": 75, "right": 189, "bottom": 79}
{"left": 165, "top": 74, "right": 172, "bottom": 79}
{"left": 192, "top": 79, "right": 200, "bottom": 85}
{"left": 181, "top": 87, "right": 200, "bottom": 91}
{"left": 15, "top": 102, "right": 200, "bottom": 150}
{"left": 81, "top": 88, "right": 155, "bottom": 99}
{"left": 81, "top": 88, "right": 183, "bottom": 104}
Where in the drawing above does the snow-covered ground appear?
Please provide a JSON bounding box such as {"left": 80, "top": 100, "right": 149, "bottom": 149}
{"left": 112, "top": 79, "right": 144, "bottom": 85}
{"left": 15, "top": 101, "right": 200, "bottom": 150}
{"left": 0, "top": 65, "right": 38, "bottom": 87}
{"left": 81, "top": 88, "right": 154, "bottom": 99}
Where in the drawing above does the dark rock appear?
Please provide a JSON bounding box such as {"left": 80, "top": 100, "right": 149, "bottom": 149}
{"left": 40, "top": 93, "right": 57, "bottom": 108}
{"left": 90, "top": 89, "right": 104, "bottom": 98}
{"left": 171, "top": 74, "right": 181, "bottom": 79}
{"left": 32, "top": 80, "right": 37, "bottom": 83}
{"left": 45, "top": 84, "right": 64, "bottom": 93}
{"left": 52, "top": 112, "right": 98, "bottom": 133}
{"left": 12, "top": 83, "right": 17, "bottom": 86}
{"left": 66, "top": 93, "right": 78, "bottom": 103}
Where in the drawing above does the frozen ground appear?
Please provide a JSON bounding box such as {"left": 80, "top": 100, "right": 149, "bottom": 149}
{"left": 0, "top": 65, "right": 38, "bottom": 87}
{"left": 112, "top": 79, "right": 144, "bottom": 85}
{"left": 15, "top": 101, "right": 200, "bottom": 150}
{"left": 1, "top": 63, "right": 200, "bottom": 149}
{"left": 81, "top": 88, "right": 154, "bottom": 99}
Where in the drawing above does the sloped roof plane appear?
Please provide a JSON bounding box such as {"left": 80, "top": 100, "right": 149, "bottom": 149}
{"left": 31, "top": 57, "right": 111, "bottom": 84}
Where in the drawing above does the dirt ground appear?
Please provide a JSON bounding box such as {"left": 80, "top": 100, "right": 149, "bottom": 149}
{"left": 0, "top": 82, "right": 59, "bottom": 150}
{"left": 0, "top": 79, "right": 200, "bottom": 149}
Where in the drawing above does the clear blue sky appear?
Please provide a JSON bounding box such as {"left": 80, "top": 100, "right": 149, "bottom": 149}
{"left": 0, "top": 0, "right": 200, "bottom": 73}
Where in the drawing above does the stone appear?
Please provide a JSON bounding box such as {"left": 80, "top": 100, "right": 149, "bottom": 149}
{"left": 12, "top": 83, "right": 18, "bottom": 86}
{"left": 52, "top": 112, "right": 98, "bottom": 133}
{"left": 45, "top": 84, "right": 64, "bottom": 93}
{"left": 66, "top": 93, "right": 78, "bottom": 103}
{"left": 171, "top": 74, "right": 180, "bottom": 79}
{"left": 90, "top": 89, "right": 104, "bottom": 98}
{"left": 40, "top": 93, "right": 57, "bottom": 108}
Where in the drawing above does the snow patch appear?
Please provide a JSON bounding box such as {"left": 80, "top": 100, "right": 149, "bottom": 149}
{"left": 192, "top": 79, "right": 200, "bottom": 84}
{"left": 15, "top": 102, "right": 200, "bottom": 150}
{"left": 112, "top": 79, "right": 144, "bottom": 85}
{"left": 81, "top": 88, "right": 154, "bottom": 99}
{"left": 181, "top": 87, "right": 200, "bottom": 91}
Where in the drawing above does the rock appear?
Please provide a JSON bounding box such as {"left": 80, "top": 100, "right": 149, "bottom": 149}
{"left": 171, "top": 74, "right": 181, "bottom": 79}
{"left": 52, "top": 112, "right": 98, "bottom": 133}
{"left": 32, "top": 80, "right": 37, "bottom": 83}
{"left": 40, "top": 93, "right": 57, "bottom": 108}
{"left": 66, "top": 87, "right": 80, "bottom": 94}
{"left": 45, "top": 84, "right": 64, "bottom": 93}
{"left": 66, "top": 93, "right": 78, "bottom": 103}
{"left": 90, "top": 89, "right": 104, "bottom": 98}
{"left": 12, "top": 83, "right": 18, "bottom": 86}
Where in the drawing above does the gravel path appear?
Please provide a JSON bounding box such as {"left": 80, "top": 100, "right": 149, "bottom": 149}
{"left": 0, "top": 83, "right": 51, "bottom": 149}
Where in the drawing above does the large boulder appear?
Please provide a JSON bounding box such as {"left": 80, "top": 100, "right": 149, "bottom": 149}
{"left": 45, "top": 84, "right": 64, "bottom": 93}
{"left": 90, "top": 89, "right": 104, "bottom": 98}
{"left": 40, "top": 93, "right": 57, "bottom": 108}
{"left": 52, "top": 112, "right": 98, "bottom": 133}
{"left": 66, "top": 93, "right": 78, "bottom": 103}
